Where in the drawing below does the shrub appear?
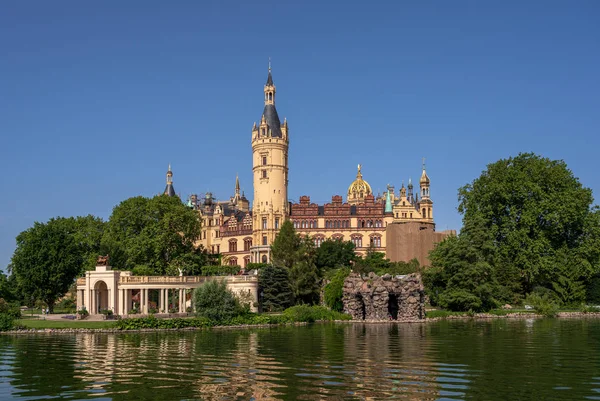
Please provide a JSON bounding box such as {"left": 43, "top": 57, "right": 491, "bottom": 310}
{"left": 77, "top": 307, "right": 89, "bottom": 317}
{"left": 525, "top": 293, "right": 559, "bottom": 318}
{"left": 193, "top": 280, "right": 242, "bottom": 322}
{"left": 323, "top": 268, "right": 350, "bottom": 312}
{"left": 437, "top": 289, "right": 483, "bottom": 312}
{"left": 0, "top": 313, "right": 15, "bottom": 331}
{"left": 0, "top": 299, "right": 21, "bottom": 319}
{"left": 579, "top": 304, "right": 599, "bottom": 314}
{"left": 201, "top": 265, "right": 241, "bottom": 276}
{"left": 57, "top": 297, "right": 76, "bottom": 311}
{"left": 586, "top": 274, "right": 600, "bottom": 304}
{"left": 282, "top": 305, "right": 351, "bottom": 323}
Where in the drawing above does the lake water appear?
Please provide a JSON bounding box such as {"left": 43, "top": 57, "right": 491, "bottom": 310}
{"left": 0, "top": 318, "right": 599, "bottom": 400}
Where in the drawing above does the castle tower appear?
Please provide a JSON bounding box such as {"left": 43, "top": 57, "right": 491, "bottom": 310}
{"left": 163, "top": 164, "right": 176, "bottom": 197}
{"left": 251, "top": 63, "right": 289, "bottom": 263}
{"left": 419, "top": 159, "right": 433, "bottom": 220}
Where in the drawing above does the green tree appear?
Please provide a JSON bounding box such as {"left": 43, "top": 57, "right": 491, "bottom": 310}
{"left": 270, "top": 220, "right": 301, "bottom": 269}
{"left": 259, "top": 265, "right": 294, "bottom": 312}
{"left": 289, "top": 236, "right": 321, "bottom": 305}
{"left": 429, "top": 153, "right": 600, "bottom": 310}
{"left": 10, "top": 218, "right": 83, "bottom": 312}
{"left": 323, "top": 267, "right": 351, "bottom": 312}
{"left": 354, "top": 247, "right": 391, "bottom": 274}
{"left": 193, "top": 280, "right": 241, "bottom": 322}
{"left": 102, "top": 195, "right": 201, "bottom": 274}
{"left": 316, "top": 239, "right": 356, "bottom": 271}
{"left": 67, "top": 215, "right": 106, "bottom": 271}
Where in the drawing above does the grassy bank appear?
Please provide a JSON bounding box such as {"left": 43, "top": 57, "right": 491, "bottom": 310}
{"left": 15, "top": 319, "right": 117, "bottom": 329}
{"left": 6, "top": 305, "right": 350, "bottom": 332}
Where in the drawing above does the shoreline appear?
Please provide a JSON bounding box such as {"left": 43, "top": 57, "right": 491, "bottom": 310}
{"left": 3, "top": 311, "right": 600, "bottom": 335}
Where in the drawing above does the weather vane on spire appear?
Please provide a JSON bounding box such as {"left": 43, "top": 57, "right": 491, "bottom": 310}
{"left": 422, "top": 157, "right": 426, "bottom": 170}
{"left": 268, "top": 57, "right": 271, "bottom": 72}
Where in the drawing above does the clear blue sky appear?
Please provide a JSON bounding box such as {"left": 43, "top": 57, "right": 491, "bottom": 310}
{"left": 1, "top": 1, "right": 599, "bottom": 271}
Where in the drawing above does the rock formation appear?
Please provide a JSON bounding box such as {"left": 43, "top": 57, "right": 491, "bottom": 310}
{"left": 342, "top": 272, "right": 425, "bottom": 321}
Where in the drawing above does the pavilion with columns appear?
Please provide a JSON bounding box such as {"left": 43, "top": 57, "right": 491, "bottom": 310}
{"left": 76, "top": 263, "right": 259, "bottom": 316}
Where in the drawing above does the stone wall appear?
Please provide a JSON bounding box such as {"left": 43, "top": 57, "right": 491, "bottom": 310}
{"left": 342, "top": 272, "right": 425, "bottom": 321}
{"left": 385, "top": 222, "right": 456, "bottom": 266}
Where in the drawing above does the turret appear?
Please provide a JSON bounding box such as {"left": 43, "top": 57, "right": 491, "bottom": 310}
{"left": 419, "top": 158, "right": 433, "bottom": 220}
{"left": 163, "top": 164, "right": 176, "bottom": 197}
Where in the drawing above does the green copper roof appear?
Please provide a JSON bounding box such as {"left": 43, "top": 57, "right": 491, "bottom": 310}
{"left": 385, "top": 190, "right": 392, "bottom": 213}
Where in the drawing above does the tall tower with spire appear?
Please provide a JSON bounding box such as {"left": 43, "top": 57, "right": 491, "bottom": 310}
{"left": 419, "top": 158, "right": 433, "bottom": 220}
{"left": 251, "top": 62, "right": 289, "bottom": 263}
{"left": 163, "top": 164, "right": 176, "bottom": 197}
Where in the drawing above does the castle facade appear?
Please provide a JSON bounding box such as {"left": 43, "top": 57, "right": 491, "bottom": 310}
{"left": 164, "top": 68, "right": 454, "bottom": 267}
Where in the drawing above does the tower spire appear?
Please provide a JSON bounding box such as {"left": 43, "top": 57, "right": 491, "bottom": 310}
{"left": 235, "top": 173, "right": 240, "bottom": 195}
{"left": 266, "top": 58, "right": 274, "bottom": 87}
{"left": 163, "top": 164, "right": 176, "bottom": 197}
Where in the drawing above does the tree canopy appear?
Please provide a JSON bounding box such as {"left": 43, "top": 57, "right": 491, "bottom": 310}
{"left": 427, "top": 153, "right": 600, "bottom": 310}
{"left": 315, "top": 239, "right": 356, "bottom": 271}
{"left": 101, "top": 195, "right": 202, "bottom": 275}
{"left": 10, "top": 218, "right": 94, "bottom": 311}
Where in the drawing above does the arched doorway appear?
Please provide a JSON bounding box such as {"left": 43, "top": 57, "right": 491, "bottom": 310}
{"left": 262, "top": 255, "right": 268, "bottom": 263}
{"left": 388, "top": 294, "right": 399, "bottom": 320}
{"left": 94, "top": 281, "right": 109, "bottom": 313}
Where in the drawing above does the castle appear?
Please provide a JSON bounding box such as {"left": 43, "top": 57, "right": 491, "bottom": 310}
{"left": 162, "top": 67, "right": 454, "bottom": 267}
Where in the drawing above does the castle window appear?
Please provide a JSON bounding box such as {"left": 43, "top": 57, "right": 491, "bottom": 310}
{"left": 216, "top": 245, "right": 220, "bottom": 253}
{"left": 262, "top": 218, "right": 267, "bottom": 229}
{"left": 275, "top": 218, "right": 280, "bottom": 229}
{"left": 428, "top": 207, "right": 432, "bottom": 218}
{"left": 229, "top": 258, "right": 238, "bottom": 266}
{"left": 372, "top": 236, "right": 382, "bottom": 247}
{"left": 262, "top": 170, "right": 267, "bottom": 179}
{"left": 262, "top": 236, "right": 267, "bottom": 245}
{"left": 262, "top": 156, "right": 267, "bottom": 166}
{"left": 403, "top": 201, "right": 405, "bottom": 206}
{"left": 216, "top": 230, "right": 220, "bottom": 238}
{"left": 410, "top": 213, "right": 413, "bottom": 218}
{"left": 229, "top": 240, "right": 238, "bottom": 252}
{"left": 262, "top": 255, "right": 268, "bottom": 263}
{"left": 352, "top": 236, "right": 362, "bottom": 248}
{"left": 422, "top": 208, "right": 427, "bottom": 218}
{"left": 244, "top": 238, "right": 252, "bottom": 251}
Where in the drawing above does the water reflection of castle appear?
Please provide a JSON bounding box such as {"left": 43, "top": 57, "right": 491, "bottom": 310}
{"left": 69, "top": 325, "right": 442, "bottom": 400}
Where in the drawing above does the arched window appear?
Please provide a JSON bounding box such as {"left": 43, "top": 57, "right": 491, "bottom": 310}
{"left": 262, "top": 255, "right": 268, "bottom": 263}
{"left": 229, "top": 240, "right": 238, "bottom": 252}
{"left": 428, "top": 207, "right": 432, "bottom": 218}
{"left": 422, "top": 208, "right": 427, "bottom": 218}
{"left": 229, "top": 258, "right": 238, "bottom": 266}
{"left": 371, "top": 236, "right": 382, "bottom": 248}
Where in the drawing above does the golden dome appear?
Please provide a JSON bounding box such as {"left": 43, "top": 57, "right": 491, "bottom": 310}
{"left": 420, "top": 168, "right": 430, "bottom": 184}
{"left": 347, "top": 164, "right": 372, "bottom": 203}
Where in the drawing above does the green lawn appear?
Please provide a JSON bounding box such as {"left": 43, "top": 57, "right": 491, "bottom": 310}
{"left": 15, "top": 319, "right": 117, "bottom": 329}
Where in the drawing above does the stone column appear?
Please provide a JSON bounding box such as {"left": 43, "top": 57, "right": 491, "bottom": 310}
{"left": 178, "top": 289, "right": 183, "bottom": 313}
{"left": 90, "top": 289, "right": 95, "bottom": 314}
